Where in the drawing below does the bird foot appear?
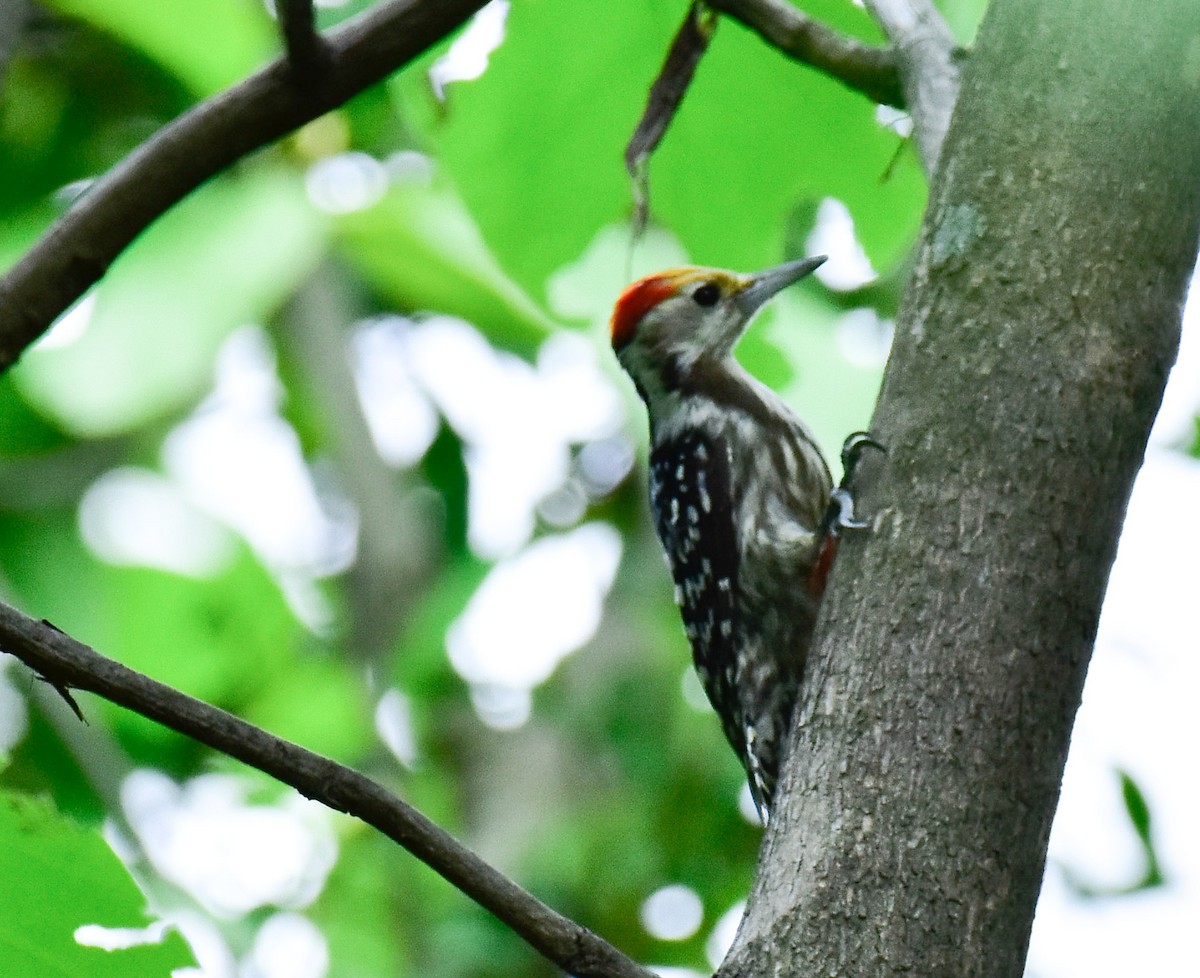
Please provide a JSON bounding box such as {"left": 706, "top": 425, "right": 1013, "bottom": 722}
{"left": 822, "top": 431, "right": 885, "bottom": 537}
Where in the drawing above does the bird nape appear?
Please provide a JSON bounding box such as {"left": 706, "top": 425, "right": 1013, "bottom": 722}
{"left": 610, "top": 257, "right": 878, "bottom": 822}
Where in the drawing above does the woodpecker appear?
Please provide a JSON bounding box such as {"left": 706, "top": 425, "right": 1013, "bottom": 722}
{"left": 611, "top": 257, "right": 875, "bottom": 820}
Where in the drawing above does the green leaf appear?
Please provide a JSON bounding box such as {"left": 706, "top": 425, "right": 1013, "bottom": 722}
{"left": 397, "top": 0, "right": 924, "bottom": 301}
{"left": 1188, "top": 415, "right": 1200, "bottom": 458}
{"left": 101, "top": 550, "right": 298, "bottom": 713}
{"left": 0, "top": 375, "right": 72, "bottom": 456}
{"left": 650, "top": 8, "right": 924, "bottom": 274}
{"left": 335, "top": 176, "right": 556, "bottom": 353}
{"left": 0, "top": 203, "right": 59, "bottom": 273}
{"left": 2, "top": 512, "right": 300, "bottom": 736}
{"left": 246, "top": 656, "right": 373, "bottom": 762}
{"left": 16, "top": 166, "right": 327, "bottom": 437}
{"left": 1118, "top": 769, "right": 1164, "bottom": 888}
{"left": 0, "top": 792, "right": 194, "bottom": 977}
{"left": 1066, "top": 770, "right": 1166, "bottom": 897}
{"left": 314, "top": 833, "right": 411, "bottom": 978}
{"left": 0, "top": 509, "right": 110, "bottom": 642}
{"left": 41, "top": 0, "right": 277, "bottom": 96}
{"left": 393, "top": 2, "right": 675, "bottom": 299}
{"left": 0, "top": 710, "right": 104, "bottom": 827}
{"left": 1119, "top": 769, "right": 1152, "bottom": 844}
{"left": 0, "top": 34, "right": 188, "bottom": 215}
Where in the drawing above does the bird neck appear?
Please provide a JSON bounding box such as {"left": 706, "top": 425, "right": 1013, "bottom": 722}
{"left": 634, "top": 354, "right": 785, "bottom": 445}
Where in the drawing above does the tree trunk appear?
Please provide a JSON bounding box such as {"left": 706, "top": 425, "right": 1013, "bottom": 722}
{"left": 722, "top": 1, "right": 1200, "bottom": 975}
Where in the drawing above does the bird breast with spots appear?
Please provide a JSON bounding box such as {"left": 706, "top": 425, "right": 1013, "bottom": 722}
{"left": 648, "top": 410, "right": 830, "bottom": 814}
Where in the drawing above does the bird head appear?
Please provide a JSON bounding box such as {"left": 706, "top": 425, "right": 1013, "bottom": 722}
{"left": 610, "top": 256, "right": 826, "bottom": 400}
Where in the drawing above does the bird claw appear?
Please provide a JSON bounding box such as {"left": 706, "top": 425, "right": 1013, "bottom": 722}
{"left": 822, "top": 431, "right": 885, "bottom": 537}
{"left": 840, "top": 431, "right": 886, "bottom": 480}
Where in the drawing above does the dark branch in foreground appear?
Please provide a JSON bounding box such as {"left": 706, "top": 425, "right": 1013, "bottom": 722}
{"left": 0, "top": 0, "right": 490, "bottom": 374}
{"left": 708, "top": 0, "right": 903, "bottom": 108}
{"left": 0, "top": 602, "right": 656, "bottom": 978}
{"left": 276, "top": 0, "right": 331, "bottom": 82}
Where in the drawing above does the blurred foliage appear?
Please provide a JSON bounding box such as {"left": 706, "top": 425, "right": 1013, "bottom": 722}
{"left": 0, "top": 1, "right": 1014, "bottom": 976}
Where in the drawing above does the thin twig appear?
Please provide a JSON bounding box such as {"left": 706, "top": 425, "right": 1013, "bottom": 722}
{"left": 708, "top": 0, "right": 903, "bottom": 108}
{"left": 0, "top": 601, "right": 657, "bottom": 978}
{"left": 626, "top": 2, "right": 718, "bottom": 239}
{"left": 276, "top": 0, "right": 331, "bottom": 82}
{"left": 0, "top": 0, "right": 491, "bottom": 374}
{"left": 860, "top": 0, "right": 960, "bottom": 172}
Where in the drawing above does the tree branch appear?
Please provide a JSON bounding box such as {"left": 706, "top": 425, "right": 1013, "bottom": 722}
{"left": 709, "top": 0, "right": 903, "bottom": 108}
{"left": 0, "top": 602, "right": 656, "bottom": 978}
{"left": 860, "top": 0, "right": 960, "bottom": 172}
{"left": 0, "top": 0, "right": 490, "bottom": 375}
{"left": 276, "top": 0, "right": 331, "bottom": 83}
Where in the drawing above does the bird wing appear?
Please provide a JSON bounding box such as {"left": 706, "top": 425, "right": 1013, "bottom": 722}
{"left": 649, "top": 430, "right": 752, "bottom": 778}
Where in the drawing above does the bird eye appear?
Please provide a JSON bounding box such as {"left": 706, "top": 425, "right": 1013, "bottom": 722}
{"left": 692, "top": 283, "right": 721, "bottom": 307}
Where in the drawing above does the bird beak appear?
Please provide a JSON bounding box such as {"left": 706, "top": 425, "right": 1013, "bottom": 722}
{"left": 735, "top": 256, "right": 827, "bottom": 317}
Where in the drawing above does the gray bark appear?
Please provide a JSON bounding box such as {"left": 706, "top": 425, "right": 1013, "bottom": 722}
{"left": 723, "top": 0, "right": 1200, "bottom": 975}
